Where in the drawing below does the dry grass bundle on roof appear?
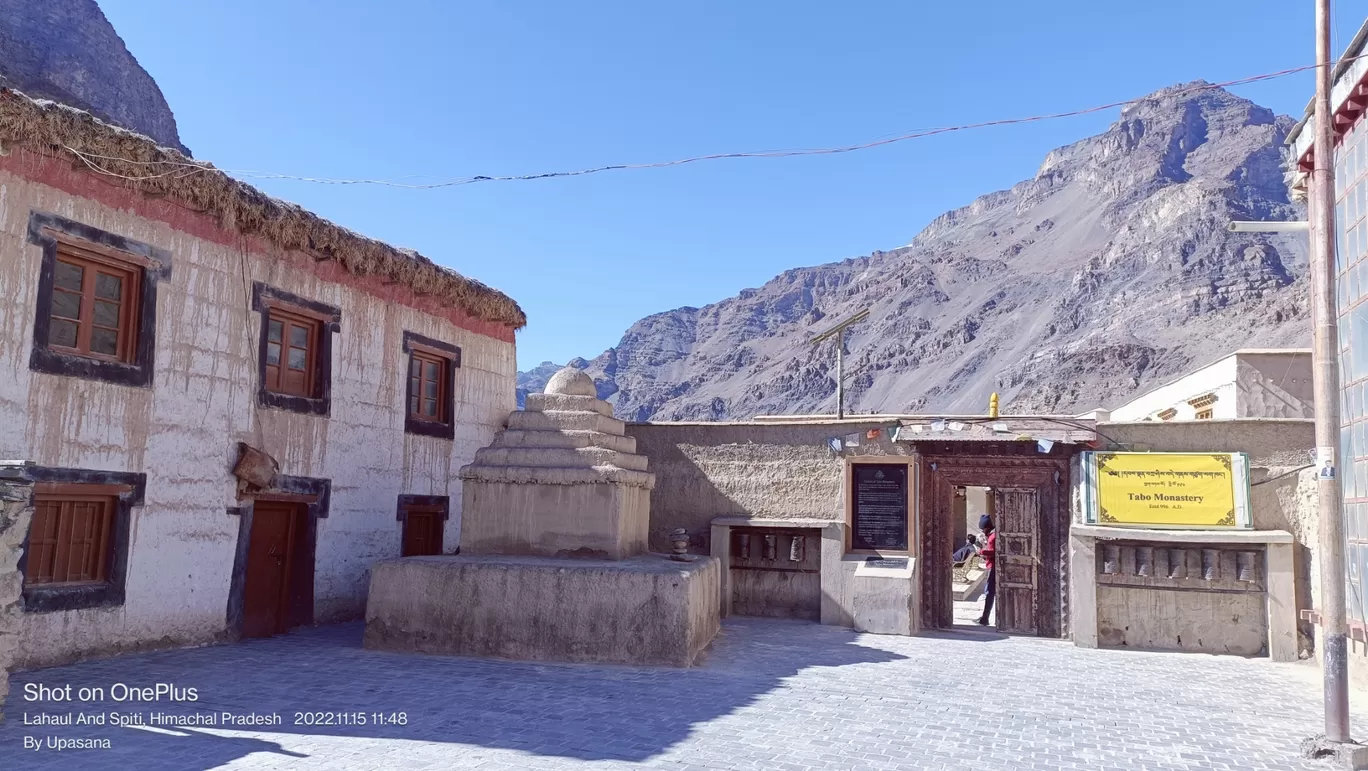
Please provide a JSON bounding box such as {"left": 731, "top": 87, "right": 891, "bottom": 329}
{"left": 0, "top": 88, "right": 526, "bottom": 329}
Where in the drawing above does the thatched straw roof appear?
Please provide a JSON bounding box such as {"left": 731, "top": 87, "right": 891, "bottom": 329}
{"left": 0, "top": 88, "right": 526, "bottom": 329}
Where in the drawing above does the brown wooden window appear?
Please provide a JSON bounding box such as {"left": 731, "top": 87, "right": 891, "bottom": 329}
{"left": 27, "top": 212, "right": 170, "bottom": 388}
{"left": 398, "top": 495, "right": 448, "bottom": 557}
{"left": 25, "top": 486, "right": 118, "bottom": 587}
{"left": 46, "top": 244, "right": 142, "bottom": 363}
{"left": 408, "top": 351, "right": 451, "bottom": 424}
{"left": 1195, "top": 408, "right": 1214, "bottom": 420}
{"left": 264, "top": 309, "right": 321, "bottom": 398}
{"left": 402, "top": 331, "right": 461, "bottom": 439}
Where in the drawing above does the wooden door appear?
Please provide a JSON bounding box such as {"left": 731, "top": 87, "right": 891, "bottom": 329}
{"left": 993, "top": 487, "right": 1040, "bottom": 635}
{"left": 402, "top": 511, "right": 444, "bottom": 557}
{"left": 242, "top": 501, "right": 299, "bottom": 638}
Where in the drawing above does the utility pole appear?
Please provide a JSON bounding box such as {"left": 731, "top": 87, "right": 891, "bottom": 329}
{"left": 835, "top": 334, "right": 845, "bottom": 420}
{"left": 809, "top": 309, "right": 870, "bottom": 421}
{"left": 1312, "top": 0, "right": 1351, "bottom": 747}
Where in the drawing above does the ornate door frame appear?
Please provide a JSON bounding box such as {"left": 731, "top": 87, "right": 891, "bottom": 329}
{"left": 918, "top": 450, "right": 1070, "bottom": 636}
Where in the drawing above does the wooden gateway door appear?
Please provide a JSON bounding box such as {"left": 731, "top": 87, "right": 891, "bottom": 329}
{"left": 993, "top": 487, "right": 1041, "bottom": 634}
{"left": 242, "top": 501, "right": 301, "bottom": 638}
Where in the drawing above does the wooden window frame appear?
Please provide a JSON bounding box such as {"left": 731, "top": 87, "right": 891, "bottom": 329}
{"left": 26, "top": 211, "right": 171, "bottom": 388}
{"left": 26, "top": 486, "right": 118, "bottom": 587}
{"left": 845, "top": 458, "right": 917, "bottom": 557}
{"left": 396, "top": 494, "right": 450, "bottom": 557}
{"left": 401, "top": 331, "right": 462, "bottom": 440}
{"left": 263, "top": 307, "right": 322, "bottom": 399}
{"left": 1188, "top": 393, "right": 1219, "bottom": 410}
{"left": 1195, "top": 408, "right": 1215, "bottom": 420}
{"left": 15, "top": 466, "right": 144, "bottom": 613}
{"left": 251, "top": 283, "right": 341, "bottom": 417}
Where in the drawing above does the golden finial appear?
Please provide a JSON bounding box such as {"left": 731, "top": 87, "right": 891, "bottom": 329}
{"left": 989, "top": 392, "right": 999, "bottom": 418}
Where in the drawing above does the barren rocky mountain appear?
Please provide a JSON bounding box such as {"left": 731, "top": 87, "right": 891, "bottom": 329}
{"left": 521, "top": 82, "right": 1308, "bottom": 421}
{"left": 0, "top": 0, "right": 188, "bottom": 154}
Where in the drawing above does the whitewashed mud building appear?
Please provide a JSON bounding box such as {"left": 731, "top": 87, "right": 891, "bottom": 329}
{"left": 0, "top": 87, "right": 523, "bottom": 671}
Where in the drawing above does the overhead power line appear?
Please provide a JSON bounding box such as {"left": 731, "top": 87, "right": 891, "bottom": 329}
{"left": 61, "top": 58, "right": 1346, "bottom": 190}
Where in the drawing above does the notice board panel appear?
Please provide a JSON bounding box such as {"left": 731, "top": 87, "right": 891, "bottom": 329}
{"left": 851, "top": 463, "right": 910, "bottom": 551}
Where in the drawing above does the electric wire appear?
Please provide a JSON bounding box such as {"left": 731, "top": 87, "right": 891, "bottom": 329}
{"left": 52, "top": 56, "right": 1360, "bottom": 191}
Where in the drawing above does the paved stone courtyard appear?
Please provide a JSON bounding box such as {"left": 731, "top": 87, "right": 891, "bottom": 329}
{"left": 0, "top": 617, "right": 1361, "bottom": 770}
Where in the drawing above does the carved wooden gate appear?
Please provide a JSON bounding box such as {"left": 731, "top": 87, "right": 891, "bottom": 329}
{"left": 994, "top": 487, "right": 1040, "bottom": 635}
{"left": 918, "top": 445, "right": 1071, "bottom": 636}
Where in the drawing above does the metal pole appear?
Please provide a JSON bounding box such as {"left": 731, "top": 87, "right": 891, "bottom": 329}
{"left": 836, "top": 332, "right": 845, "bottom": 420}
{"left": 1313, "top": 0, "right": 1350, "bottom": 743}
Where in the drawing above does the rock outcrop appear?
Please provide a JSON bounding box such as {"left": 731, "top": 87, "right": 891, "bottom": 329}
{"left": 523, "top": 83, "right": 1307, "bottom": 419}
{"left": 0, "top": 0, "right": 188, "bottom": 154}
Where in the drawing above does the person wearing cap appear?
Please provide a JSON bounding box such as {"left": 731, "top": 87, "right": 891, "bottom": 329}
{"left": 977, "top": 514, "right": 997, "bottom": 626}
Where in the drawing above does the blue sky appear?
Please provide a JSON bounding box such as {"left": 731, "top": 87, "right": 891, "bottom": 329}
{"left": 100, "top": 1, "right": 1365, "bottom": 371}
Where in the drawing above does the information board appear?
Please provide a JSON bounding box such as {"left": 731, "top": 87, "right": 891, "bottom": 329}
{"left": 851, "top": 463, "right": 909, "bottom": 551}
{"left": 1083, "top": 452, "right": 1251, "bottom": 529}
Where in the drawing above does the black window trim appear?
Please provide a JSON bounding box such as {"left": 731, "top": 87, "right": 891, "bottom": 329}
{"left": 251, "top": 282, "right": 341, "bottom": 417}
{"left": 401, "top": 331, "right": 461, "bottom": 440}
{"left": 10, "top": 464, "right": 145, "bottom": 613}
{"left": 26, "top": 211, "right": 172, "bottom": 388}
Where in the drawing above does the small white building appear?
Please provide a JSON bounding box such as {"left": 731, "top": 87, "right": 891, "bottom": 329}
{"left": 1106, "top": 349, "right": 1313, "bottom": 422}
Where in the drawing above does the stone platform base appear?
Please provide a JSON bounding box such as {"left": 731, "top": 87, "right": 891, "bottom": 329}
{"left": 363, "top": 554, "right": 720, "bottom": 667}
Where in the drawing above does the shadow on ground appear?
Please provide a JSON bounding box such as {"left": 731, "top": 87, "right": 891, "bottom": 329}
{"left": 1, "top": 617, "right": 905, "bottom": 770}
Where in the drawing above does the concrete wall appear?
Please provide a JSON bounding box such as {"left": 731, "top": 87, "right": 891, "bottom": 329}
{"left": 627, "top": 420, "right": 904, "bottom": 554}
{"left": 1100, "top": 419, "right": 1317, "bottom": 653}
{"left": 1234, "top": 353, "right": 1315, "bottom": 419}
{"left": 364, "top": 554, "right": 720, "bottom": 667}
{"left": 1107, "top": 352, "right": 1313, "bottom": 423}
{"left": 0, "top": 470, "right": 34, "bottom": 719}
{"left": 0, "top": 153, "right": 516, "bottom": 667}
{"left": 1107, "top": 356, "right": 1237, "bottom": 421}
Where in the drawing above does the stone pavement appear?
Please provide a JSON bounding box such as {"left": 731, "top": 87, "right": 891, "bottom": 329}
{"left": 0, "top": 617, "right": 1360, "bottom": 770}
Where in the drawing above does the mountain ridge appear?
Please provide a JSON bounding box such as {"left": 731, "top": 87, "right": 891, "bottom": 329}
{"left": 519, "top": 81, "right": 1308, "bottom": 420}
{"left": 0, "top": 0, "right": 188, "bottom": 154}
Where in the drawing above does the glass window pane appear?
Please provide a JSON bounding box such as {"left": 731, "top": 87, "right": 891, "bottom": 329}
{"left": 409, "top": 395, "right": 419, "bottom": 414}
{"left": 268, "top": 320, "right": 283, "bottom": 342}
{"left": 49, "top": 319, "right": 78, "bottom": 348}
{"left": 90, "top": 327, "right": 117, "bottom": 355}
{"left": 94, "top": 272, "right": 123, "bottom": 301}
{"left": 289, "top": 324, "right": 309, "bottom": 348}
{"left": 266, "top": 342, "right": 281, "bottom": 366}
{"left": 425, "top": 380, "right": 438, "bottom": 399}
{"left": 93, "top": 300, "right": 119, "bottom": 328}
{"left": 54, "top": 261, "right": 84, "bottom": 291}
{"left": 410, "top": 358, "right": 421, "bottom": 376}
{"left": 425, "top": 361, "right": 439, "bottom": 381}
{"left": 287, "top": 347, "right": 306, "bottom": 370}
{"left": 51, "top": 289, "right": 81, "bottom": 320}
{"left": 424, "top": 398, "right": 437, "bottom": 417}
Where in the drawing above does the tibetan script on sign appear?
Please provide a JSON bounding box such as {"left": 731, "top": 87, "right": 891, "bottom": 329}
{"left": 851, "top": 463, "right": 908, "bottom": 550}
{"left": 1089, "top": 452, "right": 1249, "bottom": 529}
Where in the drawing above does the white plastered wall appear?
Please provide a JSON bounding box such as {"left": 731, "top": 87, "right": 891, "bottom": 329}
{"left": 0, "top": 167, "right": 516, "bottom": 667}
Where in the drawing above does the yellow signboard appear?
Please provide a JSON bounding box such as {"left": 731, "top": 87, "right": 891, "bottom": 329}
{"left": 1087, "top": 452, "right": 1249, "bottom": 529}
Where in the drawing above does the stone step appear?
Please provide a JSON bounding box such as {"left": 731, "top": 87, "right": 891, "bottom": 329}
{"left": 524, "top": 393, "right": 614, "bottom": 418}
{"left": 458, "top": 463, "right": 654, "bottom": 489}
{"left": 493, "top": 429, "right": 636, "bottom": 454}
{"left": 507, "top": 409, "right": 625, "bottom": 436}
{"left": 472, "top": 446, "right": 649, "bottom": 472}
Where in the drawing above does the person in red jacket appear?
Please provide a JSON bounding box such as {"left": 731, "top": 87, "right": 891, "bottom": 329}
{"left": 977, "top": 514, "right": 996, "bottom": 626}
